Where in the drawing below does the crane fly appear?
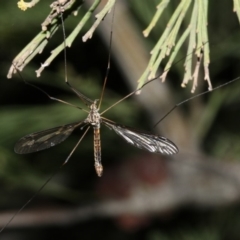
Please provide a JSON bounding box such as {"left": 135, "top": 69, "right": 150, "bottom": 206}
{"left": 14, "top": 91, "right": 178, "bottom": 177}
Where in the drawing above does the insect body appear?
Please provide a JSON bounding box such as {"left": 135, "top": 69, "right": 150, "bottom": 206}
{"left": 14, "top": 95, "right": 178, "bottom": 177}
{"left": 86, "top": 100, "right": 103, "bottom": 176}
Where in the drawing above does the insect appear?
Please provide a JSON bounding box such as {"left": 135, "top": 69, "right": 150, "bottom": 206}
{"left": 14, "top": 78, "right": 178, "bottom": 177}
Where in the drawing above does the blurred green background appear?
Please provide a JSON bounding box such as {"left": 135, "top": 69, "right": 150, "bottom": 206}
{"left": 1, "top": 0, "right": 240, "bottom": 240}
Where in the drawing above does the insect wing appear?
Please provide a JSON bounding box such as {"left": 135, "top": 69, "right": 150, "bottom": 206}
{"left": 14, "top": 121, "right": 85, "bottom": 154}
{"left": 103, "top": 119, "right": 178, "bottom": 155}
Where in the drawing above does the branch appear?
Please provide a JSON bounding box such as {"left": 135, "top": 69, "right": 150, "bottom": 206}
{"left": 1, "top": 154, "right": 240, "bottom": 229}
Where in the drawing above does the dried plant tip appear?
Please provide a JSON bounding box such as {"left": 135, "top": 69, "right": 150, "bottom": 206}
{"left": 204, "top": 65, "right": 212, "bottom": 91}
{"left": 190, "top": 64, "right": 200, "bottom": 93}
{"left": 42, "top": 0, "right": 77, "bottom": 31}
{"left": 36, "top": 62, "right": 50, "bottom": 77}
{"left": 160, "top": 71, "right": 169, "bottom": 83}
{"left": 82, "top": 0, "right": 116, "bottom": 42}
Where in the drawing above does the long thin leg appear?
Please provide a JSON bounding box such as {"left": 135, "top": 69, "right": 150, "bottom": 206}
{"left": 152, "top": 76, "right": 240, "bottom": 128}
{"left": 0, "top": 126, "right": 90, "bottom": 233}
{"left": 63, "top": 126, "right": 90, "bottom": 165}
{"left": 60, "top": 13, "right": 94, "bottom": 107}
{"left": 98, "top": 3, "right": 116, "bottom": 110}
{"left": 22, "top": 74, "right": 89, "bottom": 113}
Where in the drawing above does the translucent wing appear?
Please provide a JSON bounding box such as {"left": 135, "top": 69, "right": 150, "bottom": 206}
{"left": 15, "top": 121, "right": 85, "bottom": 154}
{"left": 103, "top": 119, "right": 178, "bottom": 155}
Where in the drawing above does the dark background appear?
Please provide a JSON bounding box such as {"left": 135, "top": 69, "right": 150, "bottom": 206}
{"left": 1, "top": 0, "right": 240, "bottom": 239}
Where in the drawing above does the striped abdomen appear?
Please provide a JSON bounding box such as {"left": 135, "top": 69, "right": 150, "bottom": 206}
{"left": 93, "top": 127, "right": 103, "bottom": 177}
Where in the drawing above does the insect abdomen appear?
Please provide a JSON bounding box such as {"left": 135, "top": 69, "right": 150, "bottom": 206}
{"left": 93, "top": 127, "right": 103, "bottom": 177}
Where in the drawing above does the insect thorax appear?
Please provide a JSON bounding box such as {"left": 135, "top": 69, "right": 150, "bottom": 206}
{"left": 85, "top": 100, "right": 101, "bottom": 128}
